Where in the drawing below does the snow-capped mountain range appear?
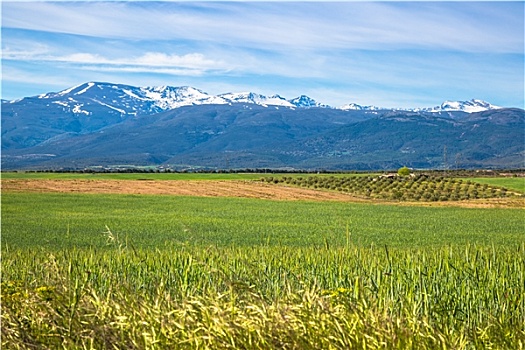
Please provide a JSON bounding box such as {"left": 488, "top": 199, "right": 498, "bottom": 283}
{"left": 2, "top": 81, "right": 522, "bottom": 171}
{"left": 5, "top": 82, "right": 502, "bottom": 116}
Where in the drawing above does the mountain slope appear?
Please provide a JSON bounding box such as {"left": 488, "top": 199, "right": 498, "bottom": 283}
{"left": 287, "top": 109, "right": 524, "bottom": 170}
{"left": 2, "top": 104, "right": 377, "bottom": 168}
{"left": 2, "top": 83, "right": 522, "bottom": 170}
{"left": 2, "top": 103, "right": 523, "bottom": 170}
{"left": 1, "top": 82, "right": 331, "bottom": 150}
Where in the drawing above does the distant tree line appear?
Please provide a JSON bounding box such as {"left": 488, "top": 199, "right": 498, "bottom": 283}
{"left": 4, "top": 167, "right": 524, "bottom": 177}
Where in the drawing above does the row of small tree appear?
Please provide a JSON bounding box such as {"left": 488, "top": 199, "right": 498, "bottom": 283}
{"left": 261, "top": 174, "right": 514, "bottom": 202}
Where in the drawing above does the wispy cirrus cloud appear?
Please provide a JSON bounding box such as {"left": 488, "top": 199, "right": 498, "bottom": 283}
{"left": 2, "top": 1, "right": 523, "bottom": 108}
{"left": 3, "top": 2, "right": 523, "bottom": 53}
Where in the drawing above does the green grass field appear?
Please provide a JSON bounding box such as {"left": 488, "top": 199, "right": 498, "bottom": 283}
{"left": 3, "top": 192, "right": 524, "bottom": 249}
{"left": 2, "top": 178, "right": 525, "bottom": 349}
{"left": 462, "top": 177, "right": 525, "bottom": 193}
{"left": 0, "top": 171, "right": 380, "bottom": 181}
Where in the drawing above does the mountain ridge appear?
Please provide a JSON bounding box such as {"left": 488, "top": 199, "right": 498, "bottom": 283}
{"left": 4, "top": 81, "right": 505, "bottom": 114}
{"left": 2, "top": 82, "right": 522, "bottom": 170}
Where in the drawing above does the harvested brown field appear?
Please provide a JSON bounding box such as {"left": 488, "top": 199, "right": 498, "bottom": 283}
{"left": 1, "top": 179, "right": 361, "bottom": 202}
{"left": 3, "top": 179, "right": 524, "bottom": 208}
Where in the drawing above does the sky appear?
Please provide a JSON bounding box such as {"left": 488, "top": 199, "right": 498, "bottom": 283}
{"left": 1, "top": 1, "right": 524, "bottom": 109}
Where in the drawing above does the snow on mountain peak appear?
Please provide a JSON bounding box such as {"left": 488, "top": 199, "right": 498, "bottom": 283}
{"left": 72, "top": 82, "right": 95, "bottom": 95}
{"left": 218, "top": 91, "right": 256, "bottom": 103}
{"left": 289, "top": 95, "right": 328, "bottom": 108}
{"left": 218, "top": 92, "right": 294, "bottom": 107}
{"left": 39, "top": 82, "right": 96, "bottom": 99}
{"left": 28, "top": 82, "right": 507, "bottom": 114}
{"left": 338, "top": 103, "right": 380, "bottom": 111}
{"left": 427, "top": 99, "right": 501, "bottom": 113}
{"left": 140, "top": 85, "right": 227, "bottom": 109}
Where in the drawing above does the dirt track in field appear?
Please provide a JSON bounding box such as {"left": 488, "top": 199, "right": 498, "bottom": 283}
{"left": 2, "top": 179, "right": 524, "bottom": 208}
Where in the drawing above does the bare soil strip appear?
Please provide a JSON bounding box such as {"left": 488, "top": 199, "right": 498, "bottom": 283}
{"left": 2, "top": 179, "right": 523, "bottom": 208}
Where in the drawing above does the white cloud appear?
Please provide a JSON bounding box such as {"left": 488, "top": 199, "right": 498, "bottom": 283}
{"left": 2, "top": 48, "right": 230, "bottom": 75}
{"left": 78, "top": 66, "right": 206, "bottom": 77}
{"left": 3, "top": 2, "right": 523, "bottom": 53}
{"left": 2, "top": 1, "right": 523, "bottom": 107}
{"left": 133, "top": 53, "right": 220, "bottom": 69}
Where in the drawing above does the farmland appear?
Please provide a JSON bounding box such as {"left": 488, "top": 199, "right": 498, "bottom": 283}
{"left": 461, "top": 177, "right": 525, "bottom": 193}
{"left": 2, "top": 172, "right": 524, "bottom": 349}
{"left": 262, "top": 174, "right": 523, "bottom": 202}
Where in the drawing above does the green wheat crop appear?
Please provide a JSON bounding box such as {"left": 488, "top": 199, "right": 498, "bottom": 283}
{"left": 2, "top": 189, "right": 524, "bottom": 348}
{"left": 2, "top": 245, "right": 524, "bottom": 349}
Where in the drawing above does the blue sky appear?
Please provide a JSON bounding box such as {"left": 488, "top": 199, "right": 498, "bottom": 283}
{"left": 2, "top": 1, "right": 524, "bottom": 108}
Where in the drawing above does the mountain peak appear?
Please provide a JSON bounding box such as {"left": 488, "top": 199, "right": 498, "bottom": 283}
{"left": 23, "top": 82, "right": 509, "bottom": 114}
{"left": 39, "top": 82, "right": 96, "bottom": 99}
{"left": 218, "top": 91, "right": 294, "bottom": 107}
{"left": 428, "top": 99, "right": 501, "bottom": 113}
{"left": 139, "top": 85, "right": 227, "bottom": 109}
{"left": 289, "top": 95, "right": 328, "bottom": 108}
{"left": 338, "top": 103, "right": 380, "bottom": 111}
